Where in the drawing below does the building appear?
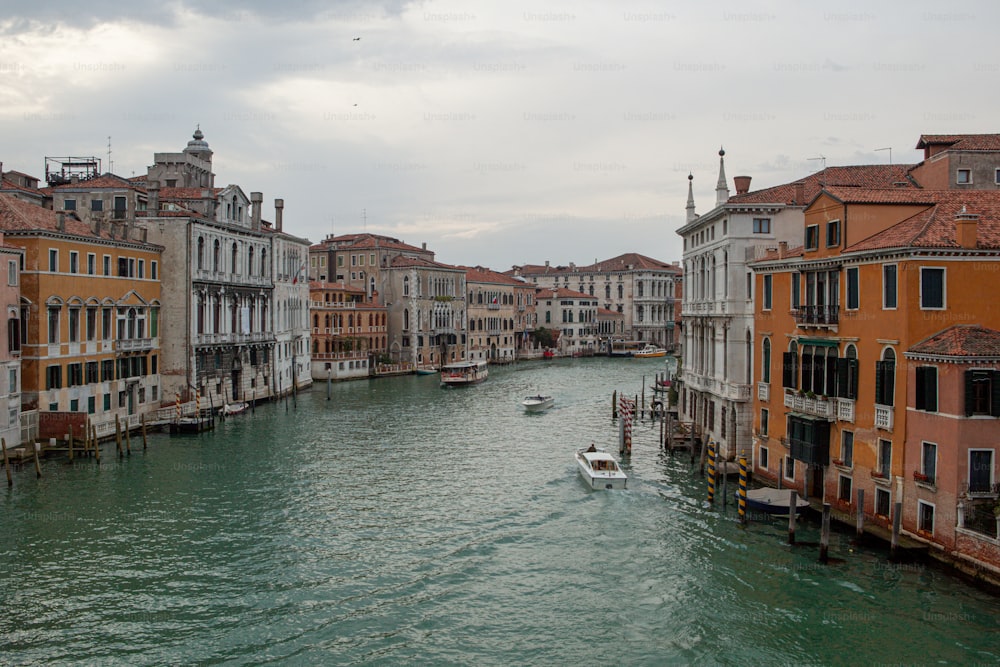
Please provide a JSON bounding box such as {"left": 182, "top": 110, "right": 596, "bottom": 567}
{"left": 534, "top": 287, "right": 599, "bottom": 356}
{"left": 463, "top": 265, "right": 535, "bottom": 363}
{"left": 0, "top": 232, "right": 23, "bottom": 446}
{"left": 678, "top": 147, "right": 920, "bottom": 461}
{"left": 0, "top": 193, "right": 163, "bottom": 438}
{"left": 509, "top": 253, "right": 681, "bottom": 350}
{"left": 308, "top": 280, "right": 387, "bottom": 380}
{"left": 267, "top": 199, "right": 312, "bottom": 395}
{"left": 750, "top": 185, "right": 1000, "bottom": 576}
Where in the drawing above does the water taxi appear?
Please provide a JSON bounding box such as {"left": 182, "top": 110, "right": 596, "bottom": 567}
{"left": 522, "top": 394, "right": 554, "bottom": 412}
{"left": 440, "top": 360, "right": 488, "bottom": 387}
{"left": 634, "top": 345, "right": 667, "bottom": 358}
{"left": 575, "top": 446, "right": 628, "bottom": 490}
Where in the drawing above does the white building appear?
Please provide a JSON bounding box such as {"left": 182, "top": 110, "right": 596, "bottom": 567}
{"left": 267, "top": 198, "right": 312, "bottom": 396}
{"left": 534, "top": 287, "right": 599, "bottom": 356}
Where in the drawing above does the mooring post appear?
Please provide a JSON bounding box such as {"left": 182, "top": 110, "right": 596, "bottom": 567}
{"left": 327, "top": 370, "right": 332, "bottom": 400}
{"left": 93, "top": 424, "right": 100, "bottom": 463}
{"left": 721, "top": 456, "right": 728, "bottom": 507}
{"left": 68, "top": 424, "right": 74, "bottom": 463}
{"left": 1, "top": 437, "right": 11, "bottom": 487}
{"left": 612, "top": 390, "right": 617, "bottom": 419}
{"left": 856, "top": 488, "right": 865, "bottom": 538}
{"left": 738, "top": 456, "right": 748, "bottom": 524}
{"left": 820, "top": 503, "right": 832, "bottom": 564}
{"left": 115, "top": 417, "right": 123, "bottom": 459}
{"left": 124, "top": 417, "right": 131, "bottom": 456}
{"left": 32, "top": 442, "right": 42, "bottom": 478}
{"left": 707, "top": 441, "right": 716, "bottom": 503}
{"left": 141, "top": 414, "right": 148, "bottom": 450}
{"left": 788, "top": 490, "right": 798, "bottom": 544}
{"left": 890, "top": 501, "right": 902, "bottom": 560}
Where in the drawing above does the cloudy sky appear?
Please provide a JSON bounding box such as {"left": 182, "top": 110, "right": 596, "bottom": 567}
{"left": 1, "top": 1, "right": 995, "bottom": 270}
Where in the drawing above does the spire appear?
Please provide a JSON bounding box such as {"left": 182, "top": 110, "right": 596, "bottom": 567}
{"left": 715, "top": 146, "right": 730, "bottom": 206}
{"left": 685, "top": 173, "right": 697, "bottom": 223}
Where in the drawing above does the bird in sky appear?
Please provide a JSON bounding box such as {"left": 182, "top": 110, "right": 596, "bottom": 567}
{"left": 353, "top": 37, "right": 361, "bottom": 41}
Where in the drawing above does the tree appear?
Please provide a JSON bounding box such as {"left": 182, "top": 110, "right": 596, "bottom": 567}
{"left": 533, "top": 327, "right": 556, "bottom": 348}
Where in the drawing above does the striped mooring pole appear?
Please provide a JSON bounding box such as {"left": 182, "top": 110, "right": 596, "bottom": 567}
{"left": 175, "top": 392, "right": 181, "bottom": 421}
{"left": 707, "top": 441, "right": 716, "bottom": 504}
{"left": 738, "top": 456, "right": 748, "bottom": 523}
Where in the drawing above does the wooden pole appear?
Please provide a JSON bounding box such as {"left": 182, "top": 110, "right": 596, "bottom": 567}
{"left": 820, "top": 502, "right": 832, "bottom": 564}
{"left": 68, "top": 424, "right": 74, "bottom": 463}
{"left": 1, "top": 437, "right": 11, "bottom": 487}
{"left": 32, "top": 442, "right": 42, "bottom": 478}
{"left": 115, "top": 416, "right": 123, "bottom": 458}
{"left": 738, "top": 456, "right": 748, "bottom": 524}
{"left": 141, "top": 414, "right": 148, "bottom": 450}
{"left": 890, "top": 501, "right": 902, "bottom": 560}
{"left": 855, "top": 488, "right": 865, "bottom": 538}
{"left": 722, "top": 456, "right": 728, "bottom": 507}
{"left": 612, "top": 390, "right": 617, "bottom": 419}
{"left": 124, "top": 417, "right": 131, "bottom": 455}
{"left": 92, "top": 424, "right": 100, "bottom": 463}
{"left": 788, "top": 490, "right": 798, "bottom": 544}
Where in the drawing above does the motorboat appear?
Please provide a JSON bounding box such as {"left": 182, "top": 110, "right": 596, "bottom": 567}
{"left": 221, "top": 401, "right": 248, "bottom": 417}
{"left": 575, "top": 446, "right": 628, "bottom": 490}
{"left": 522, "top": 394, "right": 554, "bottom": 412}
{"left": 440, "top": 360, "right": 488, "bottom": 387}
{"left": 740, "top": 488, "right": 811, "bottom": 515}
{"left": 415, "top": 366, "right": 438, "bottom": 375}
{"left": 634, "top": 345, "right": 667, "bottom": 358}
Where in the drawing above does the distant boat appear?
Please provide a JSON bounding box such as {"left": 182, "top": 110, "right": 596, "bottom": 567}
{"left": 543, "top": 349, "right": 555, "bottom": 359}
{"left": 415, "top": 366, "right": 438, "bottom": 375}
{"left": 522, "top": 394, "right": 554, "bottom": 412}
{"left": 222, "top": 402, "right": 248, "bottom": 417}
{"left": 740, "top": 488, "right": 811, "bottom": 515}
{"left": 634, "top": 345, "right": 667, "bottom": 358}
{"left": 440, "top": 360, "right": 488, "bottom": 387}
{"left": 575, "top": 446, "right": 628, "bottom": 490}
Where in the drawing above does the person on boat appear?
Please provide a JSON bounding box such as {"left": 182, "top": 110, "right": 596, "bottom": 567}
{"left": 586, "top": 443, "right": 597, "bottom": 452}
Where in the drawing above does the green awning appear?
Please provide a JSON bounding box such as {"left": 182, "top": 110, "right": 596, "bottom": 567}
{"left": 798, "top": 337, "right": 838, "bottom": 348}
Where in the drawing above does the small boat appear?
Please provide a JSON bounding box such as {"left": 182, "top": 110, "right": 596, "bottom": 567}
{"left": 653, "top": 379, "right": 671, "bottom": 393}
{"left": 740, "top": 488, "right": 811, "bottom": 515}
{"left": 222, "top": 402, "right": 248, "bottom": 416}
{"left": 634, "top": 345, "right": 667, "bottom": 358}
{"left": 522, "top": 394, "right": 554, "bottom": 412}
{"left": 576, "top": 446, "right": 628, "bottom": 490}
{"left": 543, "top": 349, "right": 555, "bottom": 359}
{"left": 440, "top": 360, "right": 488, "bottom": 387}
{"left": 415, "top": 366, "right": 438, "bottom": 375}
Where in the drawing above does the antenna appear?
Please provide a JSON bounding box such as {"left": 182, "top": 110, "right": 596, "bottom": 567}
{"left": 874, "top": 147, "right": 892, "bottom": 164}
{"left": 362, "top": 208, "right": 367, "bottom": 232}
{"left": 808, "top": 155, "right": 826, "bottom": 170}
{"left": 107, "top": 136, "right": 113, "bottom": 174}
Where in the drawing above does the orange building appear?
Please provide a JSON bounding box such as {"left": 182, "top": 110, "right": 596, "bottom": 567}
{"left": 0, "top": 194, "right": 163, "bottom": 437}
{"left": 751, "top": 187, "right": 1000, "bottom": 574}
{"left": 308, "top": 281, "right": 387, "bottom": 380}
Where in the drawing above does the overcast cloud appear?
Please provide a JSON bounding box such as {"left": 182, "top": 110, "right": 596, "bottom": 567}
{"left": 1, "top": 0, "right": 995, "bottom": 270}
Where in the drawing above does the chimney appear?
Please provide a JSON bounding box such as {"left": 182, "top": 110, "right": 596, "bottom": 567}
{"left": 778, "top": 241, "right": 788, "bottom": 258}
{"left": 148, "top": 179, "right": 160, "bottom": 212}
{"left": 794, "top": 181, "right": 805, "bottom": 205}
{"left": 955, "top": 207, "right": 979, "bottom": 249}
{"left": 274, "top": 198, "right": 284, "bottom": 232}
{"left": 57, "top": 212, "right": 65, "bottom": 232}
{"left": 422, "top": 242, "right": 427, "bottom": 250}
{"left": 733, "top": 175, "right": 752, "bottom": 195}
{"left": 251, "top": 192, "right": 263, "bottom": 230}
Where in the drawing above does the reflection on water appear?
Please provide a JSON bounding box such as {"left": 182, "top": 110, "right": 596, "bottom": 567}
{"left": 2, "top": 358, "right": 998, "bottom": 665}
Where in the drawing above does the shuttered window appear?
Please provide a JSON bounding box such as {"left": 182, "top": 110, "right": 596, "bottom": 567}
{"left": 914, "top": 366, "right": 938, "bottom": 412}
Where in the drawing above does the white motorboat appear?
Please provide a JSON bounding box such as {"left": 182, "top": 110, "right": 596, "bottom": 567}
{"left": 575, "top": 446, "right": 628, "bottom": 490}
{"left": 222, "top": 401, "right": 248, "bottom": 416}
{"left": 440, "top": 360, "right": 488, "bottom": 387}
{"left": 522, "top": 394, "right": 554, "bottom": 412}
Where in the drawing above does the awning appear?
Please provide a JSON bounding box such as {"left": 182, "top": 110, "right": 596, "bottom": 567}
{"left": 797, "top": 337, "right": 838, "bottom": 348}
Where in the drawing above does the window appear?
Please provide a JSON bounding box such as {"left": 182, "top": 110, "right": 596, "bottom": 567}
{"left": 878, "top": 439, "right": 892, "bottom": 478}
{"left": 760, "top": 408, "right": 769, "bottom": 436}
{"left": 921, "top": 442, "right": 937, "bottom": 484}
{"left": 875, "top": 349, "right": 895, "bottom": 406}
{"left": 8, "top": 260, "right": 16, "bottom": 286}
{"left": 64, "top": 199, "right": 76, "bottom": 211}
{"left": 68, "top": 308, "right": 79, "bottom": 342}
{"left": 759, "top": 447, "right": 769, "bottom": 470}
{"left": 914, "top": 366, "right": 938, "bottom": 412}
{"left": 791, "top": 272, "right": 800, "bottom": 309}
{"left": 920, "top": 267, "right": 945, "bottom": 309}
{"left": 103, "top": 255, "right": 111, "bottom": 276}
{"left": 995, "top": 168, "right": 1000, "bottom": 185}
{"left": 783, "top": 456, "right": 795, "bottom": 481}
{"left": 875, "top": 487, "right": 891, "bottom": 517}
{"left": 88, "top": 396, "right": 95, "bottom": 414}
{"left": 918, "top": 501, "right": 935, "bottom": 534}
{"left": 48, "top": 249, "right": 58, "bottom": 272}
{"left": 47, "top": 306, "right": 60, "bottom": 344}
{"left": 826, "top": 220, "right": 840, "bottom": 247}
{"left": 151, "top": 261, "right": 158, "bottom": 280}
{"left": 67, "top": 363, "right": 83, "bottom": 387}
{"left": 965, "top": 369, "right": 1000, "bottom": 416}
{"left": 69, "top": 252, "right": 79, "bottom": 274}
{"left": 969, "top": 449, "right": 994, "bottom": 493}
{"left": 753, "top": 218, "right": 771, "bottom": 234}
{"left": 883, "top": 264, "right": 897, "bottom": 309}
{"left": 837, "top": 431, "right": 853, "bottom": 467}
{"left": 87, "top": 253, "right": 96, "bottom": 275}
{"left": 762, "top": 274, "right": 772, "bottom": 310}
{"left": 103, "top": 393, "right": 111, "bottom": 410}
{"left": 845, "top": 267, "right": 859, "bottom": 309}
{"left": 805, "top": 225, "right": 819, "bottom": 250}
{"left": 782, "top": 341, "right": 799, "bottom": 389}
{"left": 762, "top": 338, "right": 771, "bottom": 383}
{"left": 138, "top": 259, "right": 145, "bottom": 279}
{"left": 90, "top": 199, "right": 103, "bottom": 212}
{"left": 45, "top": 365, "right": 62, "bottom": 390}
{"left": 956, "top": 168, "right": 971, "bottom": 184}
{"left": 838, "top": 475, "right": 852, "bottom": 503}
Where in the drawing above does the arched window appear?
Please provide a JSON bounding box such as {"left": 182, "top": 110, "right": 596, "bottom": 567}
{"left": 784, "top": 341, "right": 799, "bottom": 389}
{"left": 403, "top": 309, "right": 410, "bottom": 330}
{"left": 877, "top": 347, "right": 896, "bottom": 406}
{"left": 605, "top": 285, "right": 611, "bottom": 299}
{"left": 762, "top": 337, "right": 771, "bottom": 384}
{"left": 231, "top": 242, "right": 238, "bottom": 274}
{"left": 197, "top": 237, "right": 205, "bottom": 270}
{"left": 213, "top": 240, "right": 220, "bottom": 272}
{"left": 403, "top": 276, "right": 410, "bottom": 296}
{"left": 260, "top": 249, "right": 267, "bottom": 277}
{"left": 248, "top": 247, "right": 255, "bottom": 275}
{"left": 617, "top": 285, "right": 623, "bottom": 299}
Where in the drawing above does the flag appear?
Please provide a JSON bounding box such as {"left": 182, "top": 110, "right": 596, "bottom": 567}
{"left": 292, "top": 261, "right": 307, "bottom": 284}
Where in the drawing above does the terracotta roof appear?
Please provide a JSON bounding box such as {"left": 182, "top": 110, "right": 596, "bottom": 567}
{"left": 820, "top": 185, "right": 938, "bottom": 205}
{"left": 727, "top": 164, "right": 918, "bottom": 207}
{"left": 0, "top": 193, "right": 119, "bottom": 240}
{"left": 915, "top": 134, "right": 1000, "bottom": 151}
{"left": 460, "top": 265, "right": 528, "bottom": 286}
{"left": 754, "top": 245, "right": 805, "bottom": 262}
{"left": 159, "top": 187, "right": 222, "bottom": 200}
{"left": 514, "top": 253, "right": 679, "bottom": 276}
{"left": 52, "top": 173, "right": 143, "bottom": 192}
{"left": 908, "top": 325, "right": 1000, "bottom": 357}
{"left": 1, "top": 176, "right": 44, "bottom": 196}
{"left": 388, "top": 254, "right": 459, "bottom": 271}
{"left": 312, "top": 233, "right": 429, "bottom": 255}
{"left": 536, "top": 286, "right": 596, "bottom": 300}
{"left": 845, "top": 189, "right": 1000, "bottom": 252}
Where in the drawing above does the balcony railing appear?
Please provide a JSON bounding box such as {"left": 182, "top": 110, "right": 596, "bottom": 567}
{"left": 783, "top": 388, "right": 833, "bottom": 419}
{"left": 114, "top": 338, "right": 154, "bottom": 352}
{"left": 875, "top": 404, "right": 893, "bottom": 430}
{"left": 792, "top": 305, "right": 839, "bottom": 326}
{"left": 757, "top": 382, "right": 770, "bottom": 402}
{"left": 836, "top": 398, "right": 855, "bottom": 423}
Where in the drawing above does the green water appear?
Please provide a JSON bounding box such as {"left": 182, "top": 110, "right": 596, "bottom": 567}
{"left": 2, "top": 358, "right": 998, "bottom": 666}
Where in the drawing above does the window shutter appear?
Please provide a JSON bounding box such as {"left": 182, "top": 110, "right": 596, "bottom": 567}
{"left": 849, "top": 359, "right": 859, "bottom": 399}
{"left": 782, "top": 352, "right": 794, "bottom": 388}
{"left": 825, "top": 356, "right": 838, "bottom": 397}
{"left": 915, "top": 367, "right": 927, "bottom": 411}
{"left": 836, "top": 358, "right": 849, "bottom": 398}
{"left": 926, "top": 367, "right": 938, "bottom": 412}
{"left": 991, "top": 370, "right": 1000, "bottom": 417}
{"left": 801, "top": 350, "right": 813, "bottom": 391}
{"left": 875, "top": 361, "right": 887, "bottom": 405}
{"left": 965, "top": 370, "right": 975, "bottom": 416}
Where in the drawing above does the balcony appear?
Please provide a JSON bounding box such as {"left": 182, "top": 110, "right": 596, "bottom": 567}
{"left": 913, "top": 471, "right": 936, "bottom": 487}
{"left": 792, "top": 305, "right": 839, "bottom": 327}
{"left": 114, "top": 338, "right": 154, "bottom": 352}
{"left": 757, "top": 382, "right": 770, "bottom": 402}
{"left": 875, "top": 404, "right": 893, "bottom": 430}
{"left": 783, "top": 388, "right": 833, "bottom": 419}
{"left": 836, "top": 398, "right": 855, "bottom": 423}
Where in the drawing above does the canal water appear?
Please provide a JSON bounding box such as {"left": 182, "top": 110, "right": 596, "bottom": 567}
{"left": 2, "top": 358, "right": 999, "bottom": 666}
